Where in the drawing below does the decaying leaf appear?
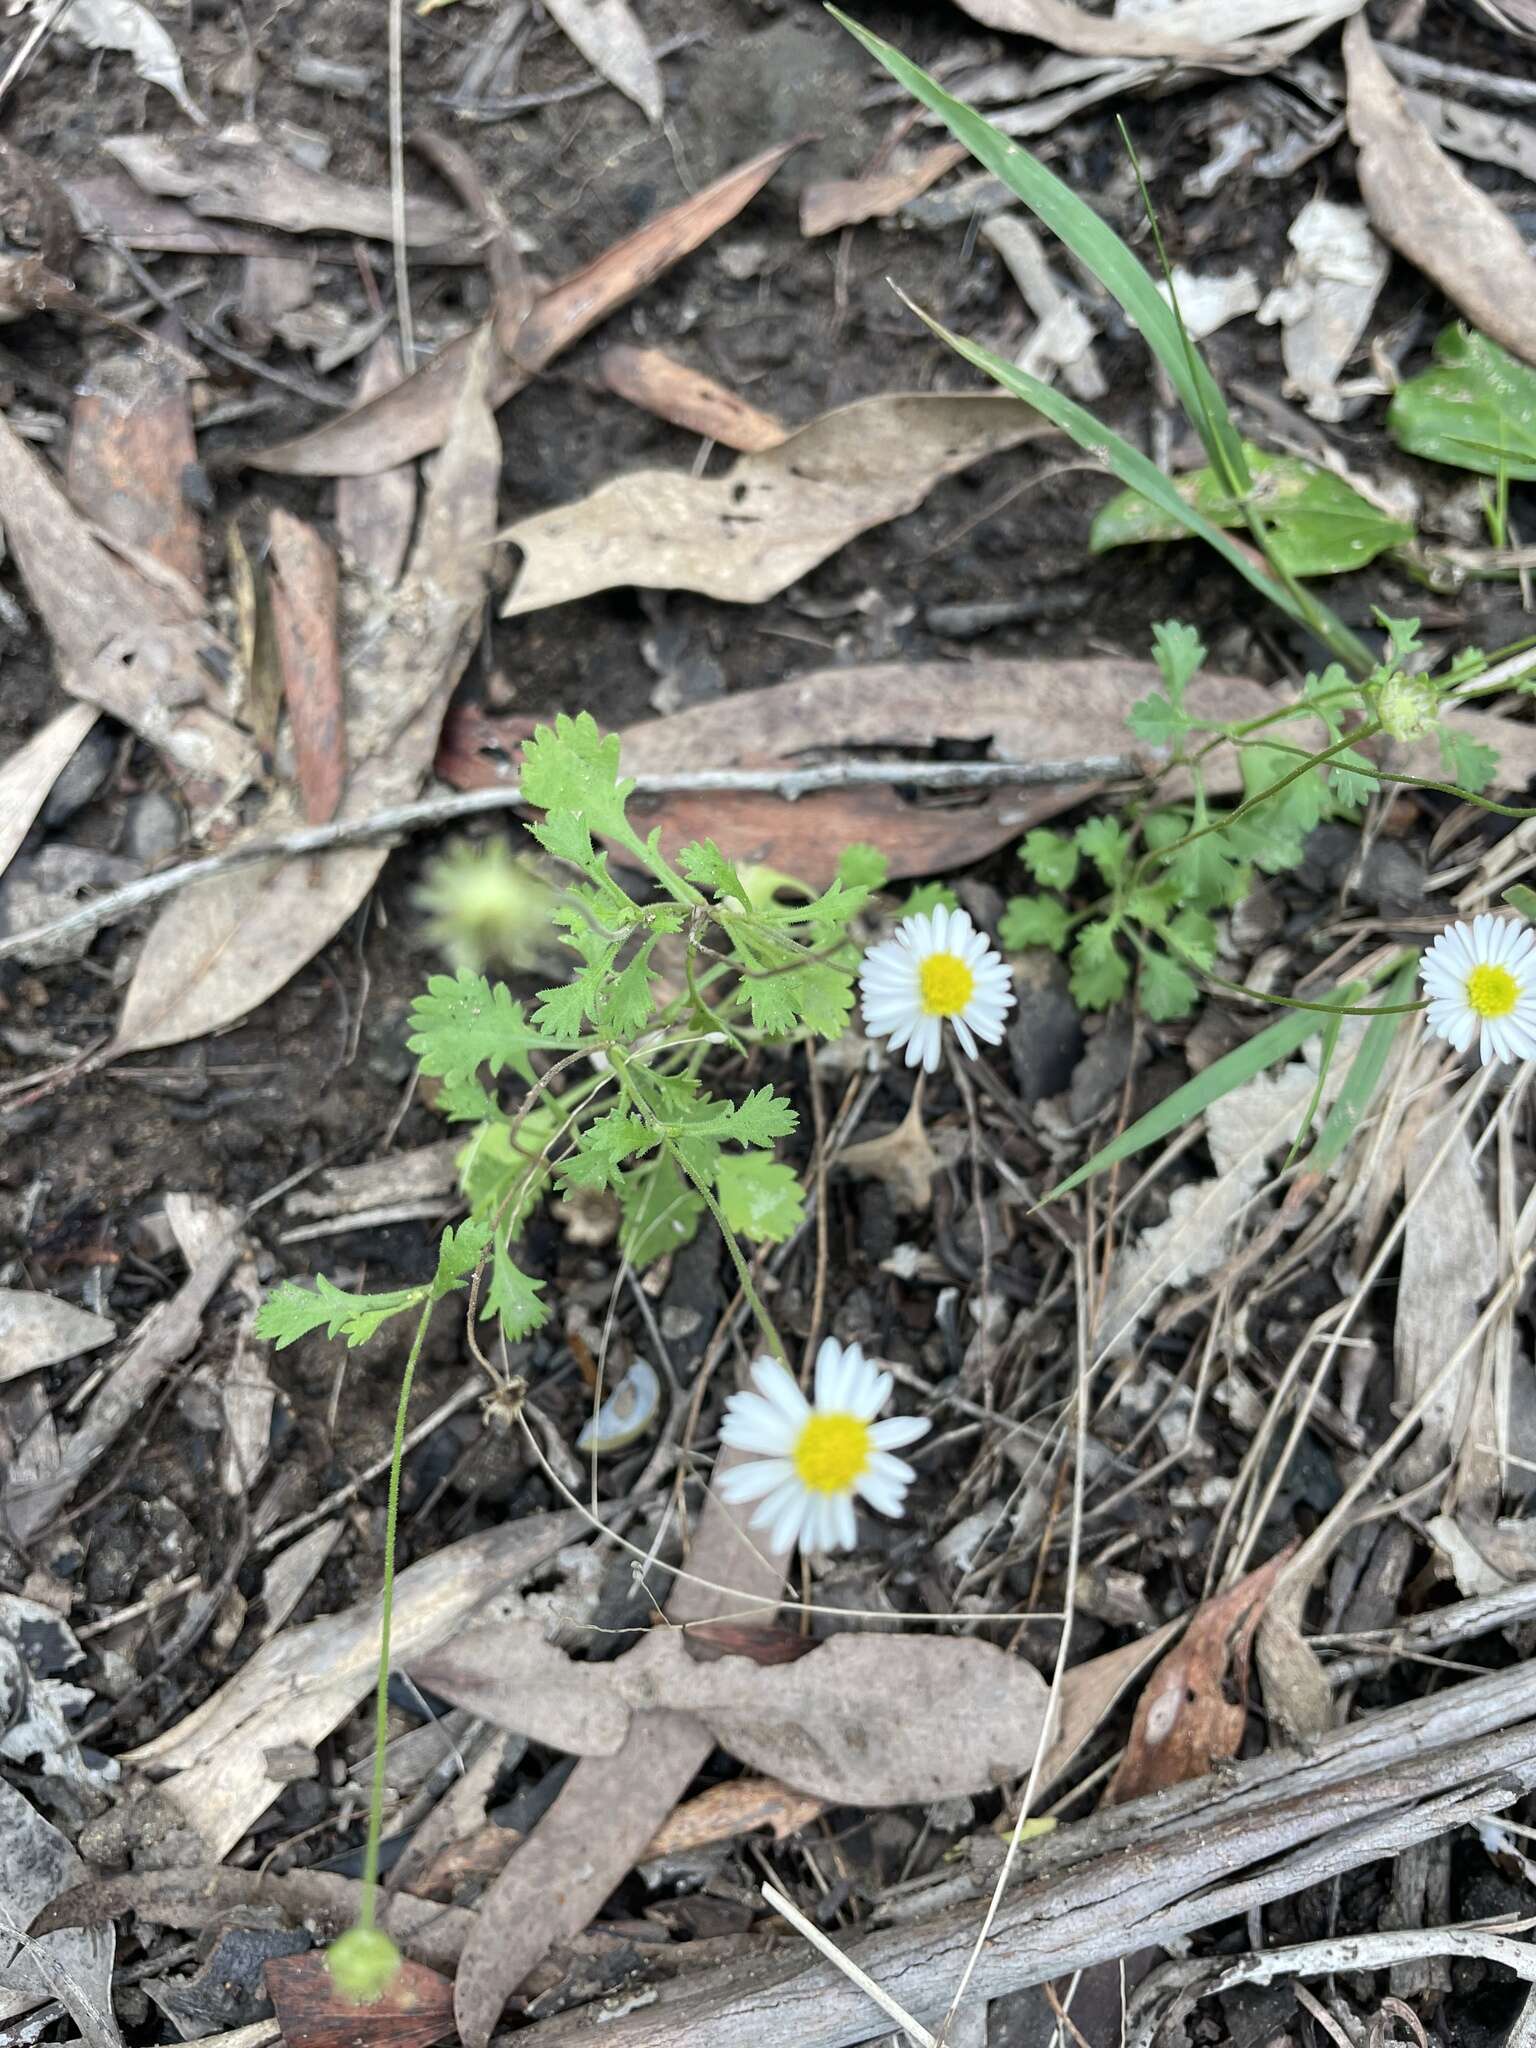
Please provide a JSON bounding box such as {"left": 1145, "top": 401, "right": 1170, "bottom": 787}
{"left": 265, "top": 1953, "right": 455, "bottom": 2048}
{"left": 121, "top": 1511, "right": 584, "bottom": 1859}
{"left": 542, "top": 0, "right": 662, "bottom": 125}
{"left": 982, "top": 214, "right": 1106, "bottom": 402}
{"left": 102, "top": 129, "right": 473, "bottom": 247}
{"left": 1107, "top": 1549, "right": 1293, "bottom": 1803}
{"left": 1403, "top": 92, "right": 1536, "bottom": 186}
{"left": 0, "top": 414, "right": 254, "bottom": 813}
{"left": 0, "top": 704, "right": 100, "bottom": 886}
{"left": 415, "top": 1620, "right": 1050, "bottom": 1806}
{"left": 110, "top": 338, "right": 499, "bottom": 1056}
{"left": 50, "top": 0, "right": 204, "bottom": 125}
{"left": 800, "top": 142, "right": 967, "bottom": 236}
{"left": 0, "top": 1777, "right": 119, "bottom": 2048}
{"left": 838, "top": 1094, "right": 961, "bottom": 1214}
{"left": 1344, "top": 17, "right": 1536, "bottom": 369}
{"left": 1254, "top": 197, "right": 1389, "bottom": 422}
{"left": 641, "top": 1776, "right": 824, "bottom": 1857}
{"left": 600, "top": 345, "right": 786, "bottom": 452}
{"left": 66, "top": 172, "right": 292, "bottom": 257}
{"left": 1034, "top": 1619, "right": 1182, "bottom": 1800}
{"left": 0, "top": 1289, "right": 113, "bottom": 1385}
{"left": 335, "top": 338, "right": 418, "bottom": 586}
{"left": 267, "top": 510, "right": 345, "bottom": 826}
{"left": 226, "top": 521, "right": 283, "bottom": 748}
{"left": 947, "top": 0, "right": 1361, "bottom": 66}
{"left": 67, "top": 348, "right": 204, "bottom": 598}
{"left": 500, "top": 393, "right": 1045, "bottom": 614}
{"left": 246, "top": 140, "right": 802, "bottom": 478}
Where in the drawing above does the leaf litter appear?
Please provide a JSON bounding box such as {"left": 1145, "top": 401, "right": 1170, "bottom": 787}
{"left": 10, "top": 4, "right": 1536, "bottom": 2044}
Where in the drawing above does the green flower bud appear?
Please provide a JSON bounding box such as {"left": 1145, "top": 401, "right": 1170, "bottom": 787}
{"left": 327, "top": 1926, "right": 402, "bottom": 2005}
{"left": 414, "top": 838, "right": 556, "bottom": 974}
{"left": 1375, "top": 671, "right": 1438, "bottom": 743}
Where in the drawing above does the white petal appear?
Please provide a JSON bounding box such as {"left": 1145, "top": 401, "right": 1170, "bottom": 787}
{"left": 751, "top": 1356, "right": 810, "bottom": 1426}
{"left": 952, "top": 1015, "right": 979, "bottom": 1059}
{"left": 1450, "top": 1009, "right": 1478, "bottom": 1052}
{"left": 719, "top": 1393, "right": 796, "bottom": 1454}
{"left": 916, "top": 1016, "right": 944, "bottom": 1072}
{"left": 869, "top": 1449, "right": 917, "bottom": 1487}
{"left": 855, "top": 1473, "right": 909, "bottom": 1517}
{"left": 760, "top": 1480, "right": 810, "bottom": 1554}
{"left": 716, "top": 1455, "right": 795, "bottom": 1502}
{"left": 871, "top": 1414, "right": 931, "bottom": 1449}
{"left": 814, "top": 1336, "right": 848, "bottom": 1410}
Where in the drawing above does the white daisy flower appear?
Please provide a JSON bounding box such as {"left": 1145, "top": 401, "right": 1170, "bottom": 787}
{"left": 714, "top": 1340, "right": 931, "bottom": 1555}
{"left": 858, "top": 903, "right": 1015, "bottom": 1073}
{"left": 1421, "top": 913, "right": 1536, "bottom": 1067}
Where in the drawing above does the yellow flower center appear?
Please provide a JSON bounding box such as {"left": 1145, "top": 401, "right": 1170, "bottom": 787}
{"left": 919, "top": 951, "right": 976, "bottom": 1017}
{"left": 792, "top": 1413, "right": 871, "bottom": 1495}
{"left": 1467, "top": 963, "right": 1519, "bottom": 1020}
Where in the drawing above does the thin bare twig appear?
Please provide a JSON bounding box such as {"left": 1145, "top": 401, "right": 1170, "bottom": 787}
{"left": 0, "top": 757, "right": 1120, "bottom": 965}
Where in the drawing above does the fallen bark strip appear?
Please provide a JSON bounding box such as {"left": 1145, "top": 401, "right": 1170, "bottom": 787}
{"left": 517, "top": 1710, "right": 1536, "bottom": 2048}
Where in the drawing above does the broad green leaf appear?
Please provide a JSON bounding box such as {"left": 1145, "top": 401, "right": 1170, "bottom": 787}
{"left": 1139, "top": 948, "right": 1199, "bottom": 1022}
{"left": 1438, "top": 726, "right": 1499, "bottom": 794}
{"left": 1387, "top": 326, "right": 1536, "bottom": 481}
{"left": 711, "top": 1085, "right": 799, "bottom": 1147}
{"left": 1165, "top": 907, "right": 1218, "bottom": 971}
{"left": 1090, "top": 444, "right": 1415, "bottom": 578}
{"left": 1000, "top": 893, "right": 1071, "bottom": 953}
{"left": 457, "top": 1103, "right": 562, "bottom": 1236}
{"left": 256, "top": 1274, "right": 425, "bottom": 1350}
{"left": 1505, "top": 884, "right": 1536, "bottom": 921}
{"left": 601, "top": 939, "right": 659, "bottom": 1036}
{"left": 1020, "top": 828, "right": 1080, "bottom": 890}
{"left": 557, "top": 1107, "right": 655, "bottom": 1192}
{"left": 1306, "top": 963, "right": 1415, "bottom": 1174}
{"left": 407, "top": 971, "right": 553, "bottom": 1089}
{"left": 1169, "top": 824, "right": 1248, "bottom": 911}
{"left": 714, "top": 1153, "right": 805, "bottom": 1243}
{"left": 900, "top": 880, "right": 961, "bottom": 918}
{"left": 1070, "top": 920, "right": 1129, "bottom": 1009}
{"left": 1076, "top": 816, "right": 1129, "bottom": 885}
{"left": 827, "top": 10, "right": 1247, "bottom": 489}
{"left": 619, "top": 1156, "right": 704, "bottom": 1266}
{"left": 1043, "top": 988, "right": 1365, "bottom": 1203}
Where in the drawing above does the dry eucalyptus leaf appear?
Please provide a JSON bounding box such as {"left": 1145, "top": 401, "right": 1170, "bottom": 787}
{"left": 0, "top": 1289, "right": 113, "bottom": 1385}
{"left": 110, "top": 337, "right": 500, "bottom": 1056}
{"left": 600, "top": 345, "right": 786, "bottom": 453}
{"left": 0, "top": 704, "right": 99, "bottom": 887}
{"left": 246, "top": 140, "right": 801, "bottom": 478}
{"left": 51, "top": 0, "right": 203, "bottom": 124}
{"left": 1394, "top": 1112, "right": 1497, "bottom": 1489}
{"left": 542, "top": 0, "right": 662, "bottom": 125}
{"left": 1403, "top": 92, "right": 1536, "bottom": 185}
{"left": 800, "top": 143, "right": 967, "bottom": 236}
{"left": 103, "top": 129, "right": 474, "bottom": 246}
{"left": 0, "top": 414, "right": 254, "bottom": 813}
{"left": 0, "top": 1777, "right": 119, "bottom": 2048}
{"left": 1344, "top": 17, "right": 1536, "bottom": 368}
{"left": 642, "top": 1776, "right": 824, "bottom": 1856}
{"left": 335, "top": 337, "right": 417, "bottom": 587}
{"left": 122, "top": 1512, "right": 584, "bottom": 1859}
{"left": 500, "top": 394, "right": 1047, "bottom": 614}
{"left": 948, "top": 0, "right": 1361, "bottom": 66}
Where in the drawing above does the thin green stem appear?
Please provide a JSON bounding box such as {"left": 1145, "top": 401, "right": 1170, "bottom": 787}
{"left": 358, "top": 1296, "right": 433, "bottom": 1929}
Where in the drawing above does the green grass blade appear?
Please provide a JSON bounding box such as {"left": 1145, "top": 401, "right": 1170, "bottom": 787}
{"left": 830, "top": 9, "right": 1241, "bottom": 478}
{"left": 1042, "top": 988, "right": 1366, "bottom": 1204}
{"left": 895, "top": 295, "right": 1319, "bottom": 637}
{"left": 1305, "top": 961, "right": 1416, "bottom": 1175}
